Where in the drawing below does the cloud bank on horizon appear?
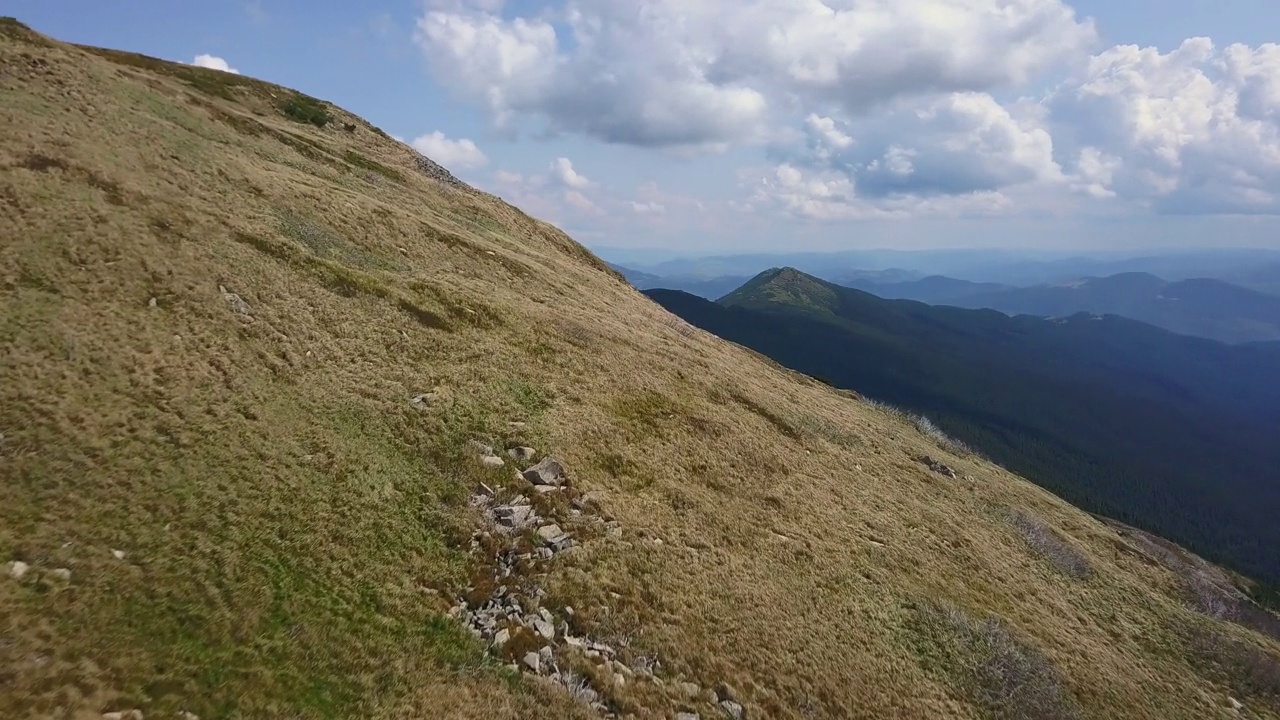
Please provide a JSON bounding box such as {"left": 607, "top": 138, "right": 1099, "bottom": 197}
{"left": 404, "top": 0, "right": 1280, "bottom": 246}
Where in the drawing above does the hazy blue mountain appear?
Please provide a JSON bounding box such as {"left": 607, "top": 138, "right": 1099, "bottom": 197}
{"left": 608, "top": 262, "right": 752, "bottom": 300}
{"left": 650, "top": 268, "right": 1280, "bottom": 585}
{"left": 1224, "top": 261, "right": 1280, "bottom": 296}
{"left": 601, "top": 246, "right": 1280, "bottom": 292}
{"left": 842, "top": 274, "right": 1011, "bottom": 304}
{"left": 849, "top": 272, "right": 1280, "bottom": 343}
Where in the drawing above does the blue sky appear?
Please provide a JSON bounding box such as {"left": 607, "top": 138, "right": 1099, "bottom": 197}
{"left": 10, "top": 1, "right": 1280, "bottom": 253}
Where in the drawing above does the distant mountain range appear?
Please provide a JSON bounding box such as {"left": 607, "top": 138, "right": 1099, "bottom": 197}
{"left": 649, "top": 268, "right": 1280, "bottom": 585}
{"left": 844, "top": 271, "right": 1280, "bottom": 344}
{"left": 603, "top": 247, "right": 1280, "bottom": 294}
{"left": 607, "top": 263, "right": 751, "bottom": 302}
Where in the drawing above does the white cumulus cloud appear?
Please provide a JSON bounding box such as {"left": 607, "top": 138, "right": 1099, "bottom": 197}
{"left": 410, "top": 131, "right": 489, "bottom": 170}
{"left": 1050, "top": 38, "right": 1280, "bottom": 213}
{"left": 550, "top": 157, "right": 591, "bottom": 189}
{"left": 412, "top": 0, "right": 1280, "bottom": 222}
{"left": 191, "top": 54, "right": 239, "bottom": 74}
{"left": 415, "top": 0, "right": 1093, "bottom": 149}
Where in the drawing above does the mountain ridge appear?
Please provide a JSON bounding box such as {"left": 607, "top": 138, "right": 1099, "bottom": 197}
{"left": 843, "top": 271, "right": 1280, "bottom": 343}
{"left": 652, "top": 268, "right": 1280, "bottom": 588}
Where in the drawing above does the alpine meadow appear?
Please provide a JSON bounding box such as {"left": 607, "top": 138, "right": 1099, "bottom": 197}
{"left": 2, "top": 18, "right": 1280, "bottom": 720}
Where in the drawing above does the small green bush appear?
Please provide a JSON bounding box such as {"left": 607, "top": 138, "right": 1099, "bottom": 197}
{"left": 280, "top": 93, "right": 332, "bottom": 128}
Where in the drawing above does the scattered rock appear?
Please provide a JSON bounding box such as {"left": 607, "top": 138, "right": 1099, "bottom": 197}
{"left": 494, "top": 505, "right": 537, "bottom": 530}
{"left": 8, "top": 560, "right": 29, "bottom": 580}
{"left": 101, "top": 711, "right": 144, "bottom": 720}
{"left": 218, "top": 285, "right": 252, "bottom": 318}
{"left": 534, "top": 617, "right": 555, "bottom": 639}
{"left": 1229, "top": 697, "right": 1244, "bottom": 712}
{"left": 111, "top": 549, "right": 126, "bottom": 560}
{"left": 177, "top": 713, "right": 199, "bottom": 720}
{"left": 679, "top": 681, "right": 702, "bottom": 700}
{"left": 537, "top": 524, "right": 573, "bottom": 552}
{"left": 508, "top": 421, "right": 527, "bottom": 430}
{"left": 479, "top": 455, "right": 505, "bottom": 468}
{"left": 493, "top": 628, "right": 510, "bottom": 647}
{"left": 409, "top": 393, "right": 436, "bottom": 410}
{"left": 508, "top": 446, "right": 537, "bottom": 461}
{"left": 676, "top": 714, "right": 700, "bottom": 720}
{"left": 470, "top": 440, "right": 495, "bottom": 455}
{"left": 918, "top": 455, "right": 957, "bottom": 479}
{"left": 51, "top": 568, "right": 71, "bottom": 582}
{"left": 534, "top": 485, "right": 563, "bottom": 494}
{"left": 523, "top": 457, "right": 568, "bottom": 486}
{"left": 412, "top": 152, "right": 469, "bottom": 190}
{"left": 720, "top": 700, "right": 745, "bottom": 720}
{"left": 147, "top": 297, "right": 157, "bottom": 308}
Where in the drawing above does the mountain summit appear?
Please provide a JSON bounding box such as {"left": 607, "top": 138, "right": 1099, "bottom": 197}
{"left": 718, "top": 267, "right": 841, "bottom": 314}
{"left": 3, "top": 19, "right": 1279, "bottom": 720}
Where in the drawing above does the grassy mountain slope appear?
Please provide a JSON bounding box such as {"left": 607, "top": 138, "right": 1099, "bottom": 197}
{"left": 848, "top": 271, "right": 1280, "bottom": 344}
{"left": 655, "top": 269, "right": 1280, "bottom": 585}
{"left": 3, "top": 20, "right": 1280, "bottom": 720}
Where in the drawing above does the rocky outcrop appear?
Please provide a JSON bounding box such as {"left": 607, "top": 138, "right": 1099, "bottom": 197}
{"left": 412, "top": 153, "right": 469, "bottom": 190}
{"left": 917, "top": 454, "right": 957, "bottom": 479}
{"left": 522, "top": 457, "right": 568, "bottom": 487}
{"left": 451, "top": 442, "right": 741, "bottom": 718}
{"left": 218, "top": 285, "right": 253, "bottom": 319}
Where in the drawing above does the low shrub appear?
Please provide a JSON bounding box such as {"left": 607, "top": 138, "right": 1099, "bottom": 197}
{"left": 1007, "top": 510, "right": 1093, "bottom": 579}
{"left": 910, "top": 600, "right": 1080, "bottom": 720}
{"left": 280, "top": 93, "right": 331, "bottom": 127}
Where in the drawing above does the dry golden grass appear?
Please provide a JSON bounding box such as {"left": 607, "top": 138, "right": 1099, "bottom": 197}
{"left": 2, "top": 18, "right": 1279, "bottom": 719}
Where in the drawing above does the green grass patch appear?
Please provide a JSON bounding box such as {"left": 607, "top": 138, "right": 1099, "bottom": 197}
{"left": 609, "top": 389, "right": 688, "bottom": 439}
{"left": 275, "top": 210, "right": 400, "bottom": 271}
{"left": 508, "top": 379, "right": 551, "bottom": 417}
{"left": 344, "top": 151, "right": 405, "bottom": 184}
{"left": 8, "top": 392, "right": 481, "bottom": 718}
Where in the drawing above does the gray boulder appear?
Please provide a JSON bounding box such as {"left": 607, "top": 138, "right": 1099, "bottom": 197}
{"left": 522, "top": 457, "right": 568, "bottom": 486}
{"left": 219, "top": 285, "right": 253, "bottom": 317}
{"left": 508, "top": 446, "right": 537, "bottom": 461}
